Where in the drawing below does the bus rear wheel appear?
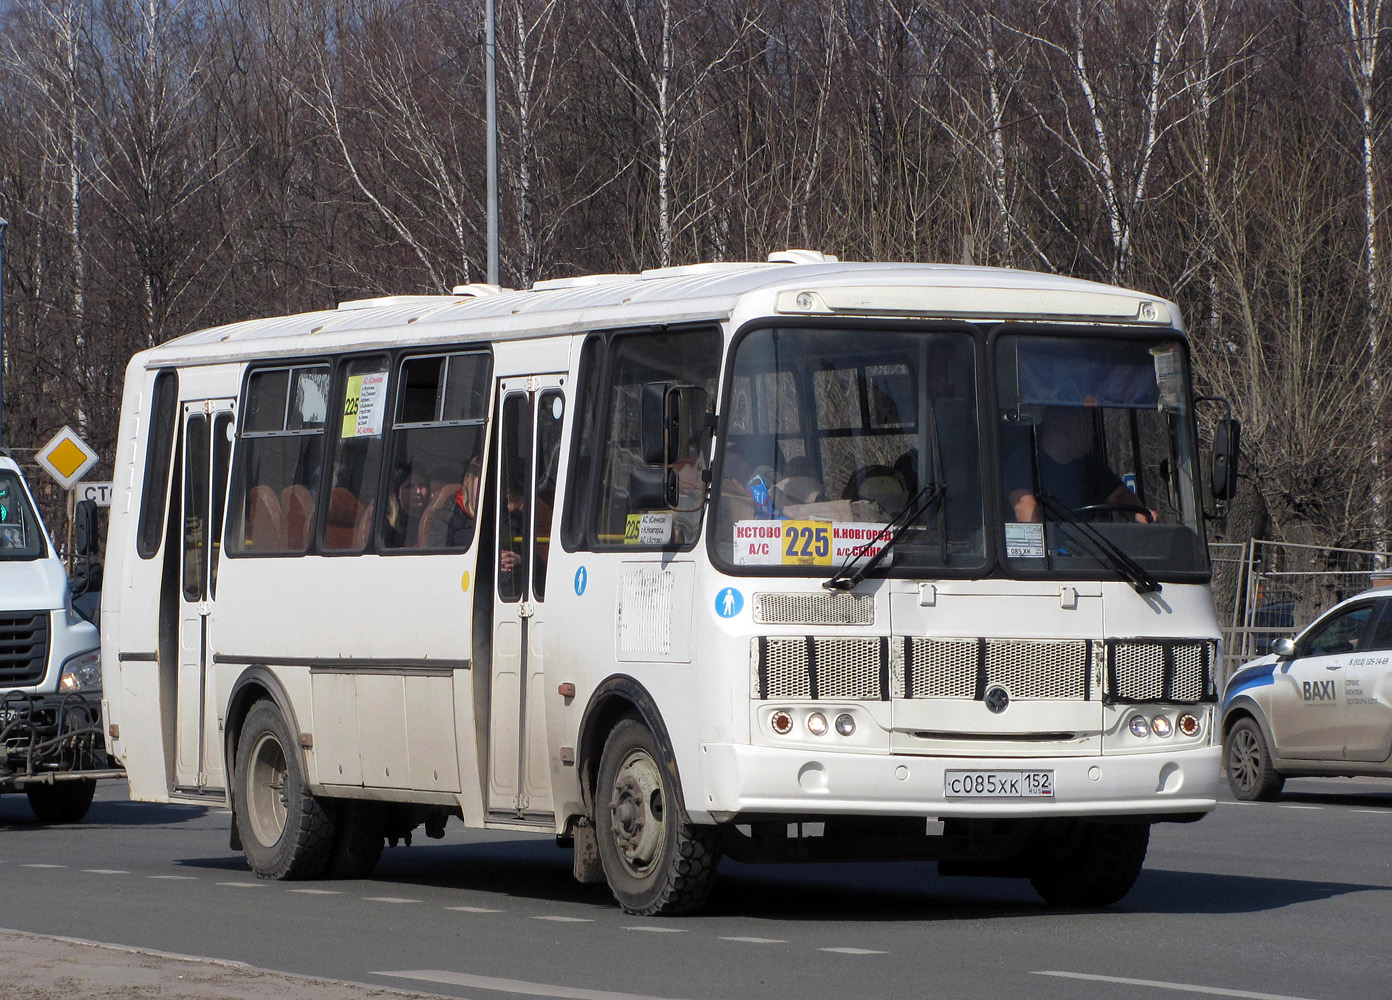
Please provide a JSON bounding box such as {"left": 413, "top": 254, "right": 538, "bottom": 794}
{"left": 26, "top": 779, "right": 96, "bottom": 823}
{"left": 1028, "top": 820, "right": 1149, "bottom": 908}
{"left": 234, "top": 699, "right": 336, "bottom": 880}
{"left": 595, "top": 718, "right": 721, "bottom": 916}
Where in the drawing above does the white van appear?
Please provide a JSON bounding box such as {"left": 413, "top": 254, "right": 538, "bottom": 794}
{"left": 0, "top": 453, "right": 110, "bottom": 822}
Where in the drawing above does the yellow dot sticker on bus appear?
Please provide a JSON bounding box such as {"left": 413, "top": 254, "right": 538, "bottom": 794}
{"left": 460, "top": 571, "right": 471, "bottom": 592}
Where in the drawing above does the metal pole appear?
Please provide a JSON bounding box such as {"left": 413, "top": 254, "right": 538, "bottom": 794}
{"left": 0, "top": 215, "right": 8, "bottom": 448}
{"left": 485, "top": 0, "right": 500, "bottom": 286}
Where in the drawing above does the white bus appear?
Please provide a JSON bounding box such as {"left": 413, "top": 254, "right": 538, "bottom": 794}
{"left": 101, "top": 253, "right": 1237, "bottom": 914}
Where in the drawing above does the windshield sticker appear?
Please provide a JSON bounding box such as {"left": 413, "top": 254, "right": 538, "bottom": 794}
{"left": 1005, "top": 522, "right": 1046, "bottom": 559}
{"left": 733, "top": 520, "right": 892, "bottom": 566}
{"left": 341, "top": 372, "right": 388, "bottom": 438}
{"left": 1151, "top": 345, "right": 1182, "bottom": 409}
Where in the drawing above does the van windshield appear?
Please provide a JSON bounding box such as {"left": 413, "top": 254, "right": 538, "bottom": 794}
{"left": 0, "top": 470, "right": 48, "bottom": 560}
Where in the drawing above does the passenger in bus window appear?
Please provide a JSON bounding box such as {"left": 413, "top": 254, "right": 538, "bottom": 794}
{"left": 384, "top": 468, "right": 430, "bottom": 547}
{"left": 1005, "top": 406, "right": 1154, "bottom": 524}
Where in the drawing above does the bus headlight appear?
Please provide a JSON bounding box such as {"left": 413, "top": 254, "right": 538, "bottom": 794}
{"left": 834, "top": 713, "right": 856, "bottom": 737}
{"left": 806, "top": 713, "right": 829, "bottom": 737}
{"left": 1177, "top": 712, "right": 1201, "bottom": 737}
{"left": 59, "top": 648, "right": 102, "bottom": 693}
{"left": 770, "top": 710, "right": 794, "bottom": 736}
{"left": 1151, "top": 715, "right": 1173, "bottom": 738}
{"left": 1128, "top": 715, "right": 1150, "bottom": 738}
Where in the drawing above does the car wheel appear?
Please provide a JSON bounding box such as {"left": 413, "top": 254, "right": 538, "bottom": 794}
{"left": 1029, "top": 820, "right": 1150, "bottom": 908}
{"left": 1224, "top": 717, "right": 1285, "bottom": 801}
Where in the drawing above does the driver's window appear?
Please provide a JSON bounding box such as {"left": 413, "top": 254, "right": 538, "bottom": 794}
{"left": 1302, "top": 605, "right": 1374, "bottom": 657}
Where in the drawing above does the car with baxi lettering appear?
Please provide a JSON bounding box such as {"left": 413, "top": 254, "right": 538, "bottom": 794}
{"left": 1221, "top": 588, "right": 1392, "bottom": 800}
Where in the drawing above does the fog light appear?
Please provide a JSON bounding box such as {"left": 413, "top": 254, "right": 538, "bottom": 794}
{"left": 1151, "top": 715, "right": 1173, "bottom": 738}
{"left": 807, "top": 712, "right": 829, "bottom": 737}
{"left": 834, "top": 713, "right": 856, "bottom": 737}
{"left": 1177, "top": 712, "right": 1201, "bottom": 737}
{"left": 770, "top": 710, "right": 794, "bottom": 735}
{"left": 1129, "top": 715, "right": 1150, "bottom": 738}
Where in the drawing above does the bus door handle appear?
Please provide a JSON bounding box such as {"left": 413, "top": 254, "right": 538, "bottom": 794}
{"left": 519, "top": 601, "right": 536, "bottom": 619}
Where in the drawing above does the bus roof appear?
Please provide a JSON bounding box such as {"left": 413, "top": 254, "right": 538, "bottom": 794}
{"left": 137, "top": 257, "right": 1182, "bottom": 368}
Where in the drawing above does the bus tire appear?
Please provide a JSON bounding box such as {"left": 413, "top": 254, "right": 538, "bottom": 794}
{"left": 1224, "top": 717, "right": 1285, "bottom": 801}
{"left": 325, "top": 801, "right": 386, "bottom": 879}
{"left": 595, "top": 718, "right": 721, "bottom": 916}
{"left": 26, "top": 779, "right": 96, "bottom": 823}
{"left": 1029, "top": 820, "right": 1149, "bottom": 908}
{"left": 234, "top": 699, "right": 336, "bottom": 880}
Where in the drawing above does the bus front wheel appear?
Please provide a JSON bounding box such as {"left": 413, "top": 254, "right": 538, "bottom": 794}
{"left": 595, "top": 718, "right": 721, "bottom": 916}
{"left": 1028, "top": 820, "right": 1149, "bottom": 908}
{"left": 234, "top": 699, "right": 336, "bottom": 880}
{"left": 26, "top": 779, "right": 96, "bottom": 823}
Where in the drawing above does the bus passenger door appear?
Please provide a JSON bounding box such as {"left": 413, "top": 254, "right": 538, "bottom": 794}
{"left": 487, "top": 376, "right": 566, "bottom": 820}
{"left": 174, "top": 401, "right": 235, "bottom": 793}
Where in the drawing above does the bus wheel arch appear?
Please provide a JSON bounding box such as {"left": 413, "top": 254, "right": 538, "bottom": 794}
{"left": 575, "top": 676, "right": 681, "bottom": 821}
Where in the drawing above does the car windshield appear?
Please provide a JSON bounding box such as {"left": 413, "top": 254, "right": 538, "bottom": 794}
{"left": 710, "top": 326, "right": 984, "bottom": 575}
{"left": 995, "top": 333, "right": 1208, "bottom": 577}
{"left": 0, "top": 470, "right": 48, "bottom": 560}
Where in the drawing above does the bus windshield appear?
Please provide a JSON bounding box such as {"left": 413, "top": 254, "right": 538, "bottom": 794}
{"left": 996, "top": 333, "right": 1207, "bottom": 578}
{"left": 711, "top": 326, "right": 1207, "bottom": 581}
{"left": 0, "top": 470, "right": 47, "bottom": 560}
{"left": 712, "top": 326, "right": 985, "bottom": 575}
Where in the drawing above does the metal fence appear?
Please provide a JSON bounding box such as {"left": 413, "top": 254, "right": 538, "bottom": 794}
{"left": 1213, "top": 539, "right": 1392, "bottom": 683}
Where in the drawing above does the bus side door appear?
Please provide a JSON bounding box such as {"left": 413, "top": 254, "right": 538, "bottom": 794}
{"left": 174, "top": 400, "right": 235, "bottom": 793}
{"left": 487, "top": 376, "right": 566, "bottom": 820}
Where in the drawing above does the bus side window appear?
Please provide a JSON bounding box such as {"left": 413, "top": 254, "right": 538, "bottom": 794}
{"left": 591, "top": 328, "right": 720, "bottom": 549}
{"left": 228, "top": 365, "right": 330, "bottom": 555}
{"left": 323, "top": 356, "right": 389, "bottom": 553}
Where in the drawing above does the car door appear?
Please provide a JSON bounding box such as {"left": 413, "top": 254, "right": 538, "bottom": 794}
{"left": 1268, "top": 602, "right": 1376, "bottom": 760}
{"left": 1343, "top": 599, "right": 1392, "bottom": 763}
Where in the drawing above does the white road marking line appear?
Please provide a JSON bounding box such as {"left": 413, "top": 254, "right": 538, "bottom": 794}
{"left": 446, "top": 905, "right": 503, "bottom": 913}
{"left": 1034, "top": 971, "right": 1319, "bottom": 1000}
{"left": 216, "top": 882, "right": 265, "bottom": 888}
{"left": 363, "top": 897, "right": 420, "bottom": 904}
{"left": 1278, "top": 804, "right": 1322, "bottom": 810}
{"left": 624, "top": 926, "right": 686, "bottom": 933}
{"left": 373, "top": 970, "right": 698, "bottom": 1000}
{"left": 719, "top": 936, "right": 786, "bottom": 945}
{"left": 288, "top": 888, "right": 342, "bottom": 894}
{"left": 81, "top": 869, "right": 129, "bottom": 874}
{"left": 147, "top": 875, "right": 198, "bottom": 880}
{"left": 820, "top": 947, "right": 886, "bottom": 955}
{"left": 533, "top": 915, "right": 592, "bottom": 923}
{"left": 20, "top": 864, "right": 67, "bottom": 868}
{"left": 1353, "top": 808, "right": 1389, "bottom": 815}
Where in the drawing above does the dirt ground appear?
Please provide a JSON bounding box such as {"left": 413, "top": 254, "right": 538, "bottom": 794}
{"left": 0, "top": 930, "right": 446, "bottom": 1000}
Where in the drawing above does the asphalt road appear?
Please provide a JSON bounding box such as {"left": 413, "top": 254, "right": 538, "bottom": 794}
{"left": 2, "top": 777, "right": 1390, "bottom": 1000}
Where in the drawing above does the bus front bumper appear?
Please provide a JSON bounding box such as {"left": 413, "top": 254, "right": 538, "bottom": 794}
{"left": 695, "top": 742, "right": 1221, "bottom": 824}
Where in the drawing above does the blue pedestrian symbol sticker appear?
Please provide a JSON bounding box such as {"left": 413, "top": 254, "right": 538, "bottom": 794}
{"left": 716, "top": 587, "right": 744, "bottom": 618}
{"left": 574, "top": 566, "right": 588, "bottom": 596}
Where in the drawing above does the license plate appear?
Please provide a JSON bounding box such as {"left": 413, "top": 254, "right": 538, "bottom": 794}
{"left": 945, "top": 770, "right": 1054, "bottom": 798}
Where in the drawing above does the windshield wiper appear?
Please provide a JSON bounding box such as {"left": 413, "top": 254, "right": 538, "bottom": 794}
{"left": 823, "top": 482, "right": 947, "bottom": 591}
{"left": 1035, "top": 494, "right": 1161, "bottom": 595}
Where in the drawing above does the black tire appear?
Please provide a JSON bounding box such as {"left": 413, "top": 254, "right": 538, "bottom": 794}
{"left": 233, "top": 699, "right": 336, "bottom": 880}
{"left": 595, "top": 718, "right": 721, "bottom": 916}
{"left": 1029, "top": 821, "right": 1150, "bottom": 908}
{"left": 1224, "top": 716, "right": 1285, "bottom": 801}
{"left": 26, "top": 779, "right": 96, "bottom": 823}
{"left": 324, "top": 801, "right": 386, "bottom": 879}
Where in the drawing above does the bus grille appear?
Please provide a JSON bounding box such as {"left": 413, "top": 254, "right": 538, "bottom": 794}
{"left": 904, "top": 638, "right": 1093, "bottom": 700}
{"left": 754, "top": 592, "right": 874, "bottom": 626}
{"left": 0, "top": 612, "right": 50, "bottom": 686}
{"left": 756, "top": 637, "right": 889, "bottom": 700}
{"left": 1108, "top": 639, "right": 1215, "bottom": 704}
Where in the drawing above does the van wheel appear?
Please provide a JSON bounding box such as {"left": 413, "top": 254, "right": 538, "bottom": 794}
{"left": 234, "top": 699, "right": 336, "bottom": 880}
{"left": 595, "top": 718, "right": 721, "bottom": 916}
{"left": 1225, "top": 717, "right": 1285, "bottom": 801}
{"left": 1029, "top": 821, "right": 1149, "bottom": 908}
{"left": 26, "top": 779, "right": 96, "bottom": 823}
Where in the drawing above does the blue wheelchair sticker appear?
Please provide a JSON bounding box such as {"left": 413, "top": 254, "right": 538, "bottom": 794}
{"left": 716, "top": 587, "right": 744, "bottom": 618}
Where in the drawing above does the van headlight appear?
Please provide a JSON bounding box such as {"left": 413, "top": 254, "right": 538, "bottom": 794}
{"left": 59, "top": 649, "right": 102, "bottom": 693}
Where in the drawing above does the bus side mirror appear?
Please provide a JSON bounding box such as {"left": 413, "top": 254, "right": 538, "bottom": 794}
{"left": 1211, "top": 418, "right": 1240, "bottom": 501}
{"left": 641, "top": 382, "right": 709, "bottom": 466}
{"left": 74, "top": 499, "right": 99, "bottom": 556}
{"left": 628, "top": 466, "right": 678, "bottom": 510}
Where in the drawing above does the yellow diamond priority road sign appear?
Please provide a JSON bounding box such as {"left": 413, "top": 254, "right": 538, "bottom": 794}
{"left": 36, "top": 426, "right": 99, "bottom": 490}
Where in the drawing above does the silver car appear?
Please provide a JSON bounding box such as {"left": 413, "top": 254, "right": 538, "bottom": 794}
{"left": 1221, "top": 588, "right": 1392, "bottom": 800}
